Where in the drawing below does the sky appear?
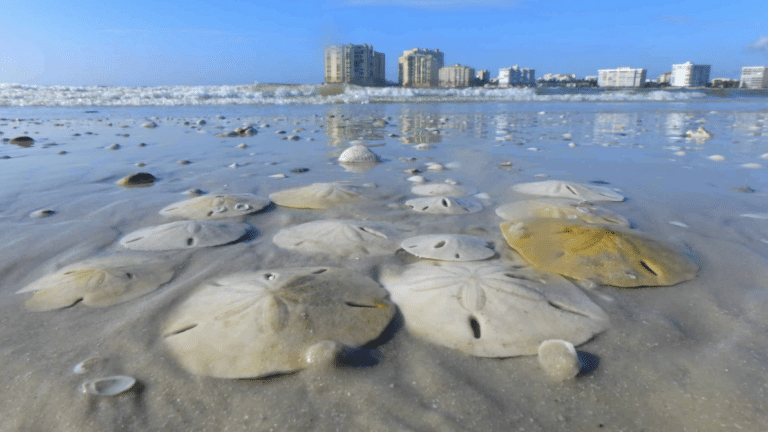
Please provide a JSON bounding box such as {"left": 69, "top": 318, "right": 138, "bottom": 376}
{"left": 1, "top": 0, "right": 767, "bottom": 86}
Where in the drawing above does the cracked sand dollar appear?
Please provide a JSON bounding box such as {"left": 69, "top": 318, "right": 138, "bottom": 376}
{"left": 379, "top": 262, "right": 609, "bottom": 357}
{"left": 500, "top": 219, "right": 698, "bottom": 287}
{"left": 273, "top": 219, "right": 404, "bottom": 257}
{"left": 511, "top": 180, "right": 625, "bottom": 202}
{"left": 269, "top": 182, "right": 363, "bottom": 210}
{"left": 17, "top": 255, "right": 176, "bottom": 311}
{"left": 162, "top": 267, "right": 395, "bottom": 378}
{"left": 400, "top": 234, "right": 495, "bottom": 262}
{"left": 495, "top": 199, "right": 630, "bottom": 227}
{"left": 159, "top": 194, "right": 271, "bottom": 220}
{"left": 120, "top": 220, "right": 251, "bottom": 251}
{"left": 337, "top": 145, "right": 380, "bottom": 163}
{"left": 405, "top": 196, "right": 482, "bottom": 215}
{"left": 411, "top": 183, "right": 476, "bottom": 197}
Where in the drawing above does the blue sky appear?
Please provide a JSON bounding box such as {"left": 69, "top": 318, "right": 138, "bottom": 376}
{"left": 1, "top": 0, "right": 766, "bottom": 86}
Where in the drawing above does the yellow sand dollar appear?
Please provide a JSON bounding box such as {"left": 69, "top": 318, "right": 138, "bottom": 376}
{"left": 500, "top": 219, "right": 698, "bottom": 288}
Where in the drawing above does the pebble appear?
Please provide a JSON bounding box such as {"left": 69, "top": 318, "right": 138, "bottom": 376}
{"left": 177, "top": 160, "right": 192, "bottom": 165}
{"left": 426, "top": 163, "right": 444, "bottom": 171}
{"left": 142, "top": 121, "right": 158, "bottom": 129}
{"left": 9, "top": 136, "right": 34, "bottom": 145}
{"left": 138, "top": 143, "right": 147, "bottom": 147}
{"left": 30, "top": 209, "right": 55, "bottom": 218}
{"left": 407, "top": 175, "right": 427, "bottom": 183}
{"left": 237, "top": 143, "right": 248, "bottom": 149}
{"left": 568, "top": 142, "right": 577, "bottom": 148}
{"left": 58, "top": 151, "right": 67, "bottom": 155}
{"left": 269, "top": 173, "right": 287, "bottom": 178}
{"left": 197, "top": 119, "right": 206, "bottom": 125}
{"left": 106, "top": 144, "right": 120, "bottom": 150}
{"left": 135, "top": 162, "right": 146, "bottom": 167}
{"left": 286, "top": 135, "right": 301, "bottom": 141}
{"left": 290, "top": 168, "right": 309, "bottom": 174}
{"left": 184, "top": 189, "right": 205, "bottom": 196}
{"left": 537, "top": 339, "right": 582, "bottom": 381}
{"left": 500, "top": 162, "right": 513, "bottom": 167}
{"left": 229, "top": 163, "right": 239, "bottom": 169}
{"left": 116, "top": 172, "right": 157, "bottom": 186}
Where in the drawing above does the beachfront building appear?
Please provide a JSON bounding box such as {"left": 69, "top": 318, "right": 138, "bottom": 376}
{"left": 324, "top": 44, "right": 385, "bottom": 86}
{"left": 476, "top": 70, "right": 490, "bottom": 86}
{"left": 498, "top": 66, "right": 536, "bottom": 87}
{"left": 740, "top": 66, "right": 768, "bottom": 89}
{"left": 597, "top": 67, "right": 647, "bottom": 88}
{"left": 711, "top": 78, "right": 740, "bottom": 88}
{"left": 439, "top": 64, "right": 475, "bottom": 87}
{"left": 671, "top": 62, "right": 711, "bottom": 87}
{"left": 398, "top": 48, "right": 445, "bottom": 87}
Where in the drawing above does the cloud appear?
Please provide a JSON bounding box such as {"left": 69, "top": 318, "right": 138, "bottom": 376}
{"left": 335, "top": 0, "right": 520, "bottom": 8}
{"left": 746, "top": 35, "right": 768, "bottom": 54}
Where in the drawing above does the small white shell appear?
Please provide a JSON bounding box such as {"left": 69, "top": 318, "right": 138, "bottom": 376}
{"left": 538, "top": 340, "right": 582, "bottom": 381}
{"left": 73, "top": 357, "right": 103, "bottom": 375}
{"left": 338, "top": 145, "right": 380, "bottom": 163}
{"left": 81, "top": 375, "right": 136, "bottom": 396}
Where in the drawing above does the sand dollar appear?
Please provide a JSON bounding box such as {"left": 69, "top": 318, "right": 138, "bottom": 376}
{"left": 405, "top": 196, "right": 483, "bottom": 214}
{"left": 273, "top": 219, "right": 404, "bottom": 257}
{"left": 400, "top": 234, "right": 495, "bottom": 261}
{"left": 379, "top": 262, "right": 609, "bottom": 357}
{"left": 511, "top": 180, "right": 625, "bottom": 202}
{"left": 17, "top": 255, "right": 176, "bottom": 311}
{"left": 120, "top": 220, "right": 250, "bottom": 251}
{"left": 159, "top": 194, "right": 271, "bottom": 220}
{"left": 500, "top": 219, "right": 698, "bottom": 287}
{"left": 495, "top": 199, "right": 630, "bottom": 227}
{"left": 411, "top": 183, "right": 476, "bottom": 197}
{"left": 269, "top": 182, "right": 363, "bottom": 210}
{"left": 162, "top": 267, "right": 395, "bottom": 378}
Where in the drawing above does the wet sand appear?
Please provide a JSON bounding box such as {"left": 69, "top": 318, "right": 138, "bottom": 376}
{"left": 1, "top": 103, "right": 768, "bottom": 431}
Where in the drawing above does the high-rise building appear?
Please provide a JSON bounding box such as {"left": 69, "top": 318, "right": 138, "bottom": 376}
{"left": 324, "top": 44, "right": 385, "bottom": 86}
{"left": 740, "top": 66, "right": 768, "bottom": 89}
{"left": 671, "top": 62, "right": 711, "bottom": 87}
{"left": 398, "top": 48, "right": 444, "bottom": 87}
{"left": 498, "top": 65, "right": 536, "bottom": 86}
{"left": 475, "top": 70, "right": 490, "bottom": 86}
{"left": 597, "top": 67, "right": 647, "bottom": 87}
{"left": 439, "top": 64, "right": 475, "bottom": 87}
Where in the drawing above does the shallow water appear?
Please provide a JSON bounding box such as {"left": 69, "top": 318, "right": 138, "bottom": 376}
{"left": 1, "top": 101, "right": 768, "bottom": 431}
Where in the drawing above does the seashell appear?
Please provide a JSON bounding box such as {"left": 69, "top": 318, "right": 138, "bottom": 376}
{"left": 405, "top": 196, "right": 483, "bottom": 215}
{"left": 500, "top": 219, "right": 698, "bottom": 288}
{"left": 400, "top": 234, "right": 495, "bottom": 261}
{"left": 511, "top": 180, "right": 625, "bottom": 202}
{"left": 538, "top": 340, "right": 582, "bottom": 381}
{"left": 269, "top": 182, "right": 363, "bottom": 210}
{"left": 495, "top": 199, "right": 630, "bottom": 227}
{"left": 162, "top": 267, "right": 395, "bottom": 378}
{"left": 73, "top": 357, "right": 103, "bottom": 375}
{"left": 338, "top": 145, "right": 380, "bottom": 163}
{"left": 116, "top": 172, "right": 156, "bottom": 187}
{"left": 160, "top": 194, "right": 270, "bottom": 220}
{"left": 120, "top": 220, "right": 250, "bottom": 251}
{"left": 379, "top": 262, "right": 609, "bottom": 357}
{"left": 82, "top": 376, "right": 136, "bottom": 396}
{"left": 411, "top": 183, "right": 476, "bottom": 197}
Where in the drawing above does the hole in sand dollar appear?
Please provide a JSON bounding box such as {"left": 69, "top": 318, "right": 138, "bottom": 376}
{"left": 379, "top": 262, "right": 609, "bottom": 357}
{"left": 434, "top": 241, "right": 446, "bottom": 249}
{"left": 161, "top": 267, "right": 395, "bottom": 378}
{"left": 405, "top": 197, "right": 483, "bottom": 215}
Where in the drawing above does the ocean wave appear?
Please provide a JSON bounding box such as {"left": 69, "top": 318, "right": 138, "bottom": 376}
{"left": 0, "top": 83, "right": 711, "bottom": 106}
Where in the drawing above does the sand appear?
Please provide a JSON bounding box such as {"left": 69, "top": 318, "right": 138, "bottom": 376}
{"left": 1, "top": 102, "right": 768, "bottom": 431}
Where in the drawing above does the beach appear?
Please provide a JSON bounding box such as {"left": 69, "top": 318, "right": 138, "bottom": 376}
{"left": 1, "top": 91, "right": 768, "bottom": 431}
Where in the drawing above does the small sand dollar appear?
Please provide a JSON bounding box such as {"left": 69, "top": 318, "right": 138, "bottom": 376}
{"left": 538, "top": 340, "right": 581, "bottom": 381}
{"left": 400, "top": 234, "right": 495, "bottom": 261}
{"left": 405, "top": 196, "right": 483, "bottom": 215}
{"left": 81, "top": 376, "right": 136, "bottom": 396}
{"left": 500, "top": 219, "right": 698, "bottom": 288}
{"left": 159, "top": 194, "right": 271, "bottom": 220}
{"left": 17, "top": 255, "right": 176, "bottom": 311}
{"left": 511, "top": 180, "right": 625, "bottom": 202}
{"left": 162, "top": 267, "right": 395, "bottom": 378}
{"left": 411, "top": 183, "right": 476, "bottom": 197}
{"left": 495, "top": 199, "right": 630, "bottom": 227}
{"left": 338, "top": 145, "right": 380, "bottom": 163}
{"left": 379, "top": 262, "right": 609, "bottom": 357}
{"left": 120, "top": 220, "right": 250, "bottom": 251}
{"left": 273, "top": 219, "right": 403, "bottom": 257}
{"left": 269, "top": 182, "right": 363, "bottom": 210}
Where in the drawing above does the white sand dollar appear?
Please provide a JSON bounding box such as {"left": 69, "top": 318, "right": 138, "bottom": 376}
{"left": 406, "top": 196, "right": 483, "bottom": 214}
{"left": 338, "top": 145, "right": 380, "bottom": 163}
{"left": 538, "top": 339, "right": 582, "bottom": 381}
{"left": 511, "top": 180, "right": 625, "bottom": 202}
{"left": 495, "top": 199, "right": 630, "bottom": 227}
{"left": 379, "top": 262, "right": 609, "bottom": 357}
{"left": 162, "top": 267, "right": 395, "bottom": 378}
{"left": 120, "top": 220, "right": 250, "bottom": 251}
{"left": 273, "top": 219, "right": 403, "bottom": 257}
{"left": 159, "top": 194, "right": 271, "bottom": 220}
{"left": 400, "top": 234, "right": 495, "bottom": 261}
{"left": 81, "top": 376, "right": 136, "bottom": 396}
{"left": 269, "top": 182, "right": 363, "bottom": 210}
{"left": 411, "top": 183, "right": 476, "bottom": 197}
{"left": 17, "top": 255, "right": 176, "bottom": 311}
